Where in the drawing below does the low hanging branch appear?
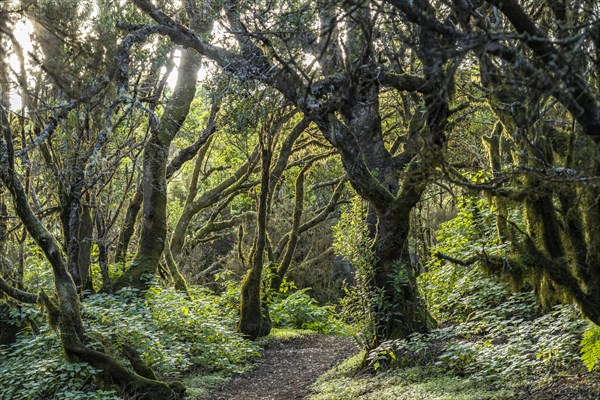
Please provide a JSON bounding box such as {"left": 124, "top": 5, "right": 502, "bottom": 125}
{"left": 170, "top": 144, "right": 260, "bottom": 258}
{"left": 434, "top": 252, "right": 479, "bottom": 267}
{"left": 0, "top": 274, "right": 37, "bottom": 304}
{"left": 184, "top": 211, "right": 256, "bottom": 256}
{"left": 166, "top": 95, "right": 221, "bottom": 179}
{"left": 269, "top": 162, "right": 309, "bottom": 293}
{"left": 273, "top": 177, "right": 347, "bottom": 260}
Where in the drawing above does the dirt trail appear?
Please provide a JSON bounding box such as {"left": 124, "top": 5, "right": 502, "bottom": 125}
{"left": 206, "top": 334, "right": 358, "bottom": 400}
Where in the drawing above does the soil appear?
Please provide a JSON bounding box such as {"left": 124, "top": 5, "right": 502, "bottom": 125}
{"left": 519, "top": 372, "right": 600, "bottom": 400}
{"left": 205, "top": 334, "right": 359, "bottom": 400}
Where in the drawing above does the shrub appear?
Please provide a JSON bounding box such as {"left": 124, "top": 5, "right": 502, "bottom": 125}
{"left": 83, "top": 286, "right": 259, "bottom": 376}
{"left": 1, "top": 284, "right": 260, "bottom": 400}
{"left": 419, "top": 197, "right": 510, "bottom": 323}
{"left": 581, "top": 322, "right": 600, "bottom": 371}
{"left": 269, "top": 287, "right": 352, "bottom": 335}
{"left": 0, "top": 327, "right": 120, "bottom": 400}
{"left": 367, "top": 292, "right": 586, "bottom": 383}
{"left": 332, "top": 196, "right": 377, "bottom": 342}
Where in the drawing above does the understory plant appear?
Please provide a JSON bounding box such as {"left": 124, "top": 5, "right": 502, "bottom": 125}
{"left": 269, "top": 286, "right": 352, "bottom": 335}
{"left": 367, "top": 290, "right": 586, "bottom": 383}
{"left": 366, "top": 197, "right": 588, "bottom": 383}
{"left": 332, "top": 196, "right": 377, "bottom": 345}
{"left": 581, "top": 322, "right": 600, "bottom": 372}
{"left": 0, "top": 284, "right": 259, "bottom": 400}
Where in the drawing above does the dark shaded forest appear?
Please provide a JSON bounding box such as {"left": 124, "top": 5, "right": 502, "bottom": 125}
{"left": 1, "top": 0, "right": 600, "bottom": 399}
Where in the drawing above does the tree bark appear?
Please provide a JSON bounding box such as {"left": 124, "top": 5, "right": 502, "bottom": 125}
{"left": 114, "top": 49, "right": 201, "bottom": 291}
{"left": 114, "top": 185, "right": 142, "bottom": 264}
{"left": 371, "top": 207, "right": 435, "bottom": 343}
{"left": 239, "top": 132, "right": 272, "bottom": 340}
{"left": 269, "top": 167, "right": 305, "bottom": 294}
{"left": 78, "top": 199, "right": 94, "bottom": 291}
{"left": 0, "top": 105, "right": 182, "bottom": 399}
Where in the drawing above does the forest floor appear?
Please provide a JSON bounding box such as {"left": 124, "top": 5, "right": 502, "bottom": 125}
{"left": 188, "top": 332, "right": 359, "bottom": 400}
{"left": 183, "top": 330, "right": 600, "bottom": 400}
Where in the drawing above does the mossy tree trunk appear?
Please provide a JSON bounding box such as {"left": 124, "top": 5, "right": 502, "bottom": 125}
{"left": 94, "top": 211, "right": 113, "bottom": 293}
{"left": 239, "top": 129, "right": 272, "bottom": 340}
{"left": 115, "top": 0, "right": 223, "bottom": 290}
{"left": 78, "top": 199, "right": 94, "bottom": 291}
{"left": 372, "top": 206, "right": 435, "bottom": 343}
{"left": 114, "top": 185, "right": 142, "bottom": 264}
{"left": 114, "top": 48, "right": 201, "bottom": 291}
{"left": 482, "top": 121, "right": 509, "bottom": 241}
{"left": 0, "top": 105, "right": 183, "bottom": 400}
{"left": 268, "top": 154, "right": 340, "bottom": 294}
{"left": 0, "top": 199, "right": 6, "bottom": 256}
{"left": 269, "top": 166, "right": 305, "bottom": 294}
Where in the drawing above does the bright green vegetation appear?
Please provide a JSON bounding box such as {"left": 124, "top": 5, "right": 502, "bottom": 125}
{"left": 310, "top": 354, "right": 514, "bottom": 400}
{"left": 0, "top": 286, "right": 258, "bottom": 399}
{"left": 310, "top": 292, "right": 590, "bottom": 399}
{"left": 0, "top": 284, "right": 349, "bottom": 399}
{"left": 270, "top": 287, "right": 355, "bottom": 335}
{"left": 310, "top": 199, "right": 600, "bottom": 399}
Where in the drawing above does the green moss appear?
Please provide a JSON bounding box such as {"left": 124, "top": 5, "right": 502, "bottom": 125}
{"left": 267, "top": 328, "right": 314, "bottom": 340}
{"left": 182, "top": 373, "right": 229, "bottom": 400}
{"left": 309, "top": 362, "right": 517, "bottom": 400}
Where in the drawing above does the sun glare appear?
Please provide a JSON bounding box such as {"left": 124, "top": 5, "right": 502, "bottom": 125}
{"left": 7, "top": 17, "right": 33, "bottom": 110}
{"left": 5, "top": 5, "right": 213, "bottom": 110}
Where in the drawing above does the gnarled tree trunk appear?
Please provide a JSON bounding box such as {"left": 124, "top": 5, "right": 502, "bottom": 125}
{"left": 115, "top": 48, "right": 202, "bottom": 291}
{"left": 0, "top": 105, "right": 183, "bottom": 400}
{"left": 239, "top": 130, "right": 272, "bottom": 340}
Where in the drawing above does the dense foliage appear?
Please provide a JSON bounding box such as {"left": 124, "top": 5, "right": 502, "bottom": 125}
{"left": 0, "top": 286, "right": 259, "bottom": 399}
{"left": 2, "top": 0, "right": 600, "bottom": 398}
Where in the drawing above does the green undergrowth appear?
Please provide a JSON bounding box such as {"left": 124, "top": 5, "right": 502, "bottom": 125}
{"left": 309, "top": 285, "right": 591, "bottom": 400}
{"left": 257, "top": 327, "right": 316, "bottom": 343}
{"left": 309, "top": 353, "right": 514, "bottom": 400}
{"left": 269, "top": 287, "right": 354, "bottom": 335}
{"left": 180, "top": 372, "right": 230, "bottom": 400}
{"left": 0, "top": 285, "right": 259, "bottom": 400}
{"left": 309, "top": 198, "right": 599, "bottom": 400}
{"left": 0, "top": 282, "right": 351, "bottom": 400}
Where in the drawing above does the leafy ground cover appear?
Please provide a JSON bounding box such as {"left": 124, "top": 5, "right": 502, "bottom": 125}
{"left": 308, "top": 285, "right": 600, "bottom": 400}
{"left": 0, "top": 285, "right": 350, "bottom": 399}
{"left": 308, "top": 199, "right": 600, "bottom": 400}
{"left": 308, "top": 298, "right": 600, "bottom": 400}
{"left": 0, "top": 286, "right": 259, "bottom": 400}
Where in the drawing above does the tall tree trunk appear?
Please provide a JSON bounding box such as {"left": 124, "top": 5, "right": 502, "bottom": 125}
{"left": 94, "top": 211, "right": 113, "bottom": 293}
{"left": 269, "top": 167, "right": 305, "bottom": 294}
{"left": 114, "top": 49, "right": 201, "bottom": 291}
{"left": 372, "top": 207, "right": 435, "bottom": 343}
{"left": 239, "top": 133, "right": 272, "bottom": 340}
{"left": 115, "top": 137, "right": 169, "bottom": 290}
{"left": 0, "top": 199, "right": 7, "bottom": 256}
{"left": 114, "top": 185, "right": 142, "bottom": 264}
{"left": 78, "top": 199, "right": 94, "bottom": 291}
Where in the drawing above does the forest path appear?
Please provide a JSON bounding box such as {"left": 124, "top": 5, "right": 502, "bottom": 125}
{"left": 204, "top": 333, "right": 359, "bottom": 400}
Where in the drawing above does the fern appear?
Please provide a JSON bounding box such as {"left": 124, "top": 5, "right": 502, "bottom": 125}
{"left": 580, "top": 323, "right": 600, "bottom": 371}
